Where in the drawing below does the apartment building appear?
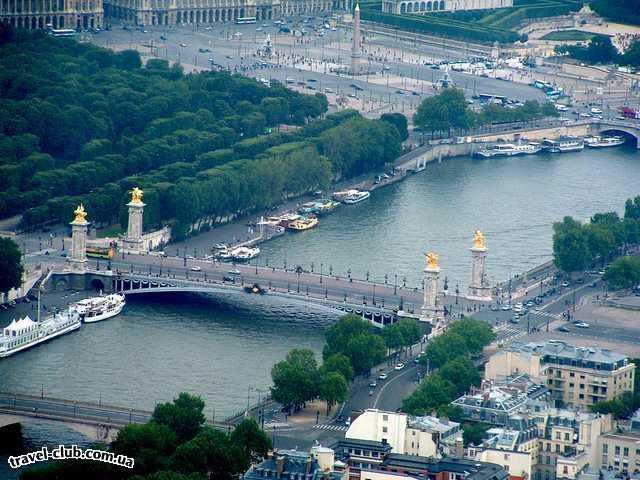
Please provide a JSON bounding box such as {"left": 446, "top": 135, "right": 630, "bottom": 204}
{"left": 451, "top": 374, "right": 550, "bottom": 425}
{"left": 345, "top": 409, "right": 463, "bottom": 458}
{"left": 597, "top": 412, "right": 640, "bottom": 474}
{"left": 469, "top": 408, "right": 613, "bottom": 480}
{"left": 485, "top": 341, "right": 635, "bottom": 410}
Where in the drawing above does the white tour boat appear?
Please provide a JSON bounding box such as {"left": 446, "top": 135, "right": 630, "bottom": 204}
{"left": 542, "top": 137, "right": 584, "bottom": 153}
{"left": 342, "top": 190, "right": 370, "bottom": 204}
{"left": 476, "top": 142, "right": 542, "bottom": 158}
{"left": 585, "top": 135, "right": 625, "bottom": 148}
{"left": 0, "top": 308, "right": 81, "bottom": 358}
{"left": 73, "top": 293, "right": 126, "bottom": 323}
{"left": 231, "top": 246, "right": 260, "bottom": 261}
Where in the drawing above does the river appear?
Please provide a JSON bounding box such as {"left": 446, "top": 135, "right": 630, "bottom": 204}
{"left": 1, "top": 145, "right": 639, "bottom": 478}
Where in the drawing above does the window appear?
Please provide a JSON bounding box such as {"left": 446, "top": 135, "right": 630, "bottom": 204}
{"left": 556, "top": 445, "right": 560, "bottom": 453}
{"left": 556, "top": 432, "right": 561, "bottom": 440}
{"left": 564, "top": 433, "right": 570, "bottom": 441}
{"left": 570, "top": 372, "right": 575, "bottom": 377}
{"left": 603, "top": 444, "right": 608, "bottom": 453}
{"left": 615, "top": 446, "right": 621, "bottom": 455}
{"left": 382, "top": 427, "right": 388, "bottom": 433}
{"left": 383, "top": 415, "right": 389, "bottom": 421}
{"left": 624, "top": 448, "right": 629, "bottom": 457}
{"left": 580, "top": 384, "right": 585, "bottom": 389}
{"left": 579, "top": 394, "right": 585, "bottom": 399}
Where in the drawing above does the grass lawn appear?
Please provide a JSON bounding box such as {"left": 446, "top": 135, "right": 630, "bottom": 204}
{"left": 540, "top": 30, "right": 599, "bottom": 41}
{"left": 96, "top": 225, "right": 124, "bottom": 238}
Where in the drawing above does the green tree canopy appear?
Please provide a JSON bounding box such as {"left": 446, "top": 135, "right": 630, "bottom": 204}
{"left": 604, "top": 256, "right": 640, "bottom": 290}
{"left": 152, "top": 393, "right": 206, "bottom": 444}
{"left": 402, "top": 374, "right": 456, "bottom": 415}
{"left": 0, "top": 237, "right": 22, "bottom": 294}
{"left": 323, "top": 314, "right": 386, "bottom": 373}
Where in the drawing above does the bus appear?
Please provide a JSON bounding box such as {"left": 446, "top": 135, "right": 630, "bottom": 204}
{"left": 477, "top": 93, "right": 507, "bottom": 105}
{"left": 86, "top": 245, "right": 116, "bottom": 259}
{"left": 235, "top": 16, "right": 257, "bottom": 24}
{"left": 46, "top": 27, "right": 77, "bottom": 37}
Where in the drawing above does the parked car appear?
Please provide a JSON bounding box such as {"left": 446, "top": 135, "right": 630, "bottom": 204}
{"left": 190, "top": 265, "right": 202, "bottom": 271}
{"left": 573, "top": 321, "right": 590, "bottom": 328}
{"left": 228, "top": 269, "right": 241, "bottom": 275}
{"left": 558, "top": 325, "right": 570, "bottom": 332}
{"left": 378, "top": 373, "right": 388, "bottom": 380}
{"left": 369, "top": 381, "right": 377, "bottom": 388}
{"left": 395, "top": 363, "right": 405, "bottom": 370}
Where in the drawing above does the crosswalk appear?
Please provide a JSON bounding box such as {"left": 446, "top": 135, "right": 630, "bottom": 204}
{"left": 313, "top": 423, "right": 349, "bottom": 432}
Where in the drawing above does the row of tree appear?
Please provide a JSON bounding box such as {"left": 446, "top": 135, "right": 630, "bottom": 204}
{"left": 0, "top": 237, "right": 23, "bottom": 295}
{"left": 270, "top": 315, "right": 422, "bottom": 412}
{"left": 413, "top": 88, "right": 558, "bottom": 138}
{"left": 401, "top": 318, "right": 495, "bottom": 445}
{"left": 1, "top": 32, "right": 405, "bottom": 232}
{"left": 552, "top": 196, "right": 640, "bottom": 279}
{"left": 0, "top": 29, "right": 344, "bottom": 224}
{"left": 556, "top": 35, "right": 640, "bottom": 69}
{"left": 23, "top": 393, "right": 271, "bottom": 480}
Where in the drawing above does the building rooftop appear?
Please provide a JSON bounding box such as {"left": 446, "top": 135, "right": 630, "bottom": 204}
{"left": 506, "top": 340, "right": 630, "bottom": 370}
{"left": 331, "top": 437, "right": 393, "bottom": 453}
{"left": 245, "top": 448, "right": 342, "bottom": 480}
{"left": 452, "top": 374, "right": 549, "bottom": 415}
{"left": 408, "top": 415, "right": 460, "bottom": 435}
{"left": 382, "top": 455, "right": 508, "bottom": 480}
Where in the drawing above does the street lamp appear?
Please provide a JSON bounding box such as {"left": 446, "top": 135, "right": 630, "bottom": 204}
{"left": 320, "top": 263, "right": 323, "bottom": 284}
{"left": 394, "top": 274, "right": 398, "bottom": 295}
{"left": 455, "top": 283, "right": 459, "bottom": 305}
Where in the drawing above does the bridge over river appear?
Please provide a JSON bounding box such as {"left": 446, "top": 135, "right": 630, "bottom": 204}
{"left": 46, "top": 247, "right": 512, "bottom": 327}
{"left": 0, "top": 392, "right": 232, "bottom": 443}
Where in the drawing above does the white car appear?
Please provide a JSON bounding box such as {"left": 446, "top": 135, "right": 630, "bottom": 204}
{"left": 180, "top": 43, "right": 187, "bottom": 47}
{"left": 590, "top": 107, "right": 603, "bottom": 115}
{"left": 395, "top": 363, "right": 405, "bottom": 370}
{"left": 574, "top": 322, "right": 590, "bottom": 328}
{"left": 378, "top": 372, "right": 388, "bottom": 380}
{"left": 190, "top": 265, "right": 202, "bottom": 271}
{"left": 228, "top": 269, "right": 241, "bottom": 275}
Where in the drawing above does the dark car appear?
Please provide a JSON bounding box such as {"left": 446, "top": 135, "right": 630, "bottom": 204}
{"left": 244, "top": 284, "right": 266, "bottom": 295}
{"left": 558, "top": 325, "right": 570, "bottom": 332}
{"left": 222, "top": 275, "right": 235, "bottom": 282}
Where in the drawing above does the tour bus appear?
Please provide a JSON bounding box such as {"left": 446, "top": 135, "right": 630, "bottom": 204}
{"left": 235, "top": 16, "right": 257, "bottom": 24}
{"left": 477, "top": 93, "right": 507, "bottom": 105}
{"left": 46, "top": 27, "right": 77, "bottom": 37}
{"left": 533, "top": 79, "right": 553, "bottom": 91}
{"left": 86, "top": 245, "right": 116, "bottom": 260}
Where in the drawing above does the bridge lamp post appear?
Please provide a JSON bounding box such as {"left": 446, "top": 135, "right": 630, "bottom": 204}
{"left": 455, "top": 283, "right": 459, "bottom": 305}
{"left": 384, "top": 274, "right": 388, "bottom": 284}
{"left": 366, "top": 271, "right": 369, "bottom": 282}
{"left": 41, "top": 384, "right": 44, "bottom": 400}
{"left": 403, "top": 276, "right": 407, "bottom": 288}
{"left": 160, "top": 256, "right": 163, "bottom": 275}
{"left": 347, "top": 268, "right": 351, "bottom": 282}
{"left": 373, "top": 283, "right": 376, "bottom": 305}
{"left": 297, "top": 272, "right": 301, "bottom": 293}
{"left": 183, "top": 254, "right": 187, "bottom": 267}
{"left": 311, "top": 262, "right": 314, "bottom": 273}
{"left": 320, "top": 263, "right": 323, "bottom": 284}
{"left": 394, "top": 274, "right": 397, "bottom": 295}
{"left": 255, "top": 260, "right": 258, "bottom": 275}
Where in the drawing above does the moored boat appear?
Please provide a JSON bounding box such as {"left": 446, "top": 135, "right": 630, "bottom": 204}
{"left": 585, "top": 135, "right": 625, "bottom": 148}
{"left": 475, "top": 142, "right": 542, "bottom": 158}
{"left": 542, "top": 136, "right": 584, "bottom": 153}
{"left": 316, "top": 198, "right": 340, "bottom": 215}
{"left": 287, "top": 216, "right": 319, "bottom": 231}
{"left": 231, "top": 246, "right": 260, "bottom": 261}
{"left": 342, "top": 190, "right": 370, "bottom": 204}
{"left": 0, "top": 308, "right": 81, "bottom": 358}
{"left": 74, "top": 293, "right": 125, "bottom": 323}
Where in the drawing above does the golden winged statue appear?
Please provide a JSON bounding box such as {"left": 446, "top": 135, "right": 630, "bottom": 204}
{"left": 131, "top": 187, "right": 144, "bottom": 204}
{"left": 426, "top": 251, "right": 439, "bottom": 269}
{"left": 73, "top": 204, "right": 87, "bottom": 222}
{"left": 473, "top": 229, "right": 486, "bottom": 249}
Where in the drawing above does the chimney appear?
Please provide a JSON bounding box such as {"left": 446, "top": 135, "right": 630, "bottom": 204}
{"left": 276, "top": 456, "right": 285, "bottom": 478}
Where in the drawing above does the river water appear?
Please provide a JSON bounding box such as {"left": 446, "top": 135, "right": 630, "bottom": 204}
{"left": 1, "top": 146, "right": 639, "bottom": 477}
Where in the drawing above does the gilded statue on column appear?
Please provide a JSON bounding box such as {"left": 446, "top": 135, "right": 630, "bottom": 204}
{"left": 426, "top": 251, "right": 439, "bottom": 269}
{"left": 473, "top": 229, "right": 486, "bottom": 249}
{"left": 130, "top": 187, "right": 144, "bottom": 205}
{"left": 73, "top": 204, "right": 87, "bottom": 222}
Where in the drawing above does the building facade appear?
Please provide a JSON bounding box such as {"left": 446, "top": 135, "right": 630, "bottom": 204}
{"left": 0, "top": 0, "right": 103, "bottom": 29}
{"left": 485, "top": 341, "right": 636, "bottom": 410}
{"left": 469, "top": 409, "right": 613, "bottom": 480}
{"left": 382, "top": 0, "right": 512, "bottom": 16}
{"left": 345, "top": 409, "right": 463, "bottom": 459}
{"left": 106, "top": 0, "right": 336, "bottom": 26}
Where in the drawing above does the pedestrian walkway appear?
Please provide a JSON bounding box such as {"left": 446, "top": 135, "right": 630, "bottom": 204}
{"left": 313, "top": 423, "right": 349, "bottom": 432}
